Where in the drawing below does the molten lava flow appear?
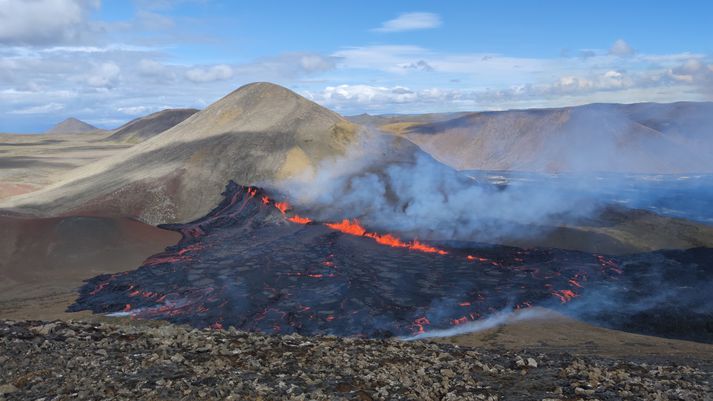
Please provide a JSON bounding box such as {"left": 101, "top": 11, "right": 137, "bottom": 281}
{"left": 177, "top": 243, "right": 203, "bottom": 256}
{"left": 254, "top": 190, "right": 448, "bottom": 255}
{"left": 413, "top": 316, "right": 431, "bottom": 334}
{"left": 596, "top": 255, "right": 623, "bottom": 274}
{"left": 326, "top": 219, "right": 367, "bottom": 236}
{"left": 552, "top": 289, "right": 577, "bottom": 303}
{"left": 466, "top": 254, "right": 500, "bottom": 266}
{"left": 410, "top": 240, "right": 448, "bottom": 255}
{"left": 326, "top": 219, "right": 448, "bottom": 255}
{"left": 274, "top": 201, "right": 289, "bottom": 215}
{"left": 288, "top": 215, "right": 312, "bottom": 224}
{"left": 72, "top": 183, "right": 710, "bottom": 341}
{"left": 568, "top": 278, "right": 583, "bottom": 288}
{"left": 365, "top": 232, "right": 408, "bottom": 248}
{"left": 451, "top": 316, "right": 468, "bottom": 325}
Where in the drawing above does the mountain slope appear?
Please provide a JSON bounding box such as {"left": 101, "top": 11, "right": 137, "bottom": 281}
{"left": 365, "top": 102, "right": 713, "bottom": 173}
{"left": 46, "top": 118, "right": 98, "bottom": 134}
{"left": 108, "top": 109, "right": 199, "bottom": 143}
{"left": 1, "top": 83, "right": 360, "bottom": 224}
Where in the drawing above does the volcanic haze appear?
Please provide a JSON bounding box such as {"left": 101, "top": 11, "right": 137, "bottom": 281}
{"left": 366, "top": 102, "right": 713, "bottom": 173}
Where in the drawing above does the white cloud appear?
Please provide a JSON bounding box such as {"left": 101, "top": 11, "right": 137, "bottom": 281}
{"left": 609, "top": 39, "right": 635, "bottom": 56}
{"left": 667, "top": 58, "right": 713, "bottom": 94}
{"left": 372, "top": 12, "right": 441, "bottom": 33}
{"left": 86, "top": 62, "right": 121, "bottom": 88}
{"left": 0, "top": 0, "right": 98, "bottom": 45}
{"left": 306, "top": 58, "right": 713, "bottom": 114}
{"left": 9, "top": 102, "right": 64, "bottom": 114}
{"left": 332, "top": 45, "right": 549, "bottom": 80}
{"left": 117, "top": 105, "right": 150, "bottom": 115}
{"left": 185, "top": 64, "right": 234, "bottom": 83}
{"left": 138, "top": 59, "right": 168, "bottom": 76}
{"left": 238, "top": 53, "right": 336, "bottom": 78}
{"left": 307, "top": 84, "right": 466, "bottom": 112}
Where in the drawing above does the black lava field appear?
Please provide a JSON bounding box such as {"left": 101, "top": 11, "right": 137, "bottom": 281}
{"left": 70, "top": 182, "right": 713, "bottom": 342}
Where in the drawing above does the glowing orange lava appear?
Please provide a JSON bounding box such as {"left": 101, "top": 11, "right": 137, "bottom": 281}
{"left": 325, "top": 219, "right": 448, "bottom": 254}
{"left": 255, "top": 190, "right": 448, "bottom": 256}
{"left": 552, "top": 289, "right": 577, "bottom": 303}
{"left": 365, "top": 232, "right": 408, "bottom": 247}
{"left": 451, "top": 316, "right": 468, "bottom": 325}
{"left": 274, "top": 201, "right": 289, "bottom": 214}
{"left": 288, "top": 215, "right": 312, "bottom": 224}
{"left": 410, "top": 240, "right": 448, "bottom": 255}
{"left": 325, "top": 219, "right": 367, "bottom": 236}
{"left": 413, "top": 316, "right": 431, "bottom": 334}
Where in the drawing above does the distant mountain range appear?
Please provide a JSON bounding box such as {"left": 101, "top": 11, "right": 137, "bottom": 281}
{"left": 352, "top": 102, "right": 713, "bottom": 174}
{"left": 2, "top": 83, "right": 713, "bottom": 255}
{"left": 4, "top": 84, "right": 713, "bottom": 227}
{"left": 2, "top": 83, "right": 360, "bottom": 224}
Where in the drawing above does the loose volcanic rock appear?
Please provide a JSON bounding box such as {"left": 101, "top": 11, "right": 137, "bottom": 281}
{"left": 0, "top": 320, "right": 710, "bottom": 400}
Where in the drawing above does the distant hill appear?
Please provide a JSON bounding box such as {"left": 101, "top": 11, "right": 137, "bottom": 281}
{"left": 108, "top": 109, "right": 199, "bottom": 143}
{"left": 46, "top": 118, "right": 98, "bottom": 134}
{"left": 355, "top": 102, "right": 713, "bottom": 174}
{"left": 2, "top": 83, "right": 361, "bottom": 224}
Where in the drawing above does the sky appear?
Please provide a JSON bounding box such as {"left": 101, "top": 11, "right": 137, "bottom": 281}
{"left": 1, "top": 0, "right": 712, "bottom": 132}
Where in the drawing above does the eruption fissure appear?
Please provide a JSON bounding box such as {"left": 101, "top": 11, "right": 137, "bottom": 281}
{"left": 258, "top": 191, "right": 450, "bottom": 255}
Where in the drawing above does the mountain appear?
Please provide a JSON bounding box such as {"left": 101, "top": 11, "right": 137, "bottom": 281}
{"left": 108, "top": 108, "right": 199, "bottom": 143}
{"left": 1, "top": 83, "right": 360, "bottom": 224}
{"left": 358, "top": 102, "right": 713, "bottom": 173}
{"left": 46, "top": 118, "right": 98, "bottom": 134}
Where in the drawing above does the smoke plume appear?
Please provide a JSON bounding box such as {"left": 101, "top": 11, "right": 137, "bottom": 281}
{"left": 277, "top": 130, "right": 605, "bottom": 243}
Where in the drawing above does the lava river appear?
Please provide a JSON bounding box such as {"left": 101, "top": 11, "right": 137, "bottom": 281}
{"left": 69, "top": 182, "right": 713, "bottom": 341}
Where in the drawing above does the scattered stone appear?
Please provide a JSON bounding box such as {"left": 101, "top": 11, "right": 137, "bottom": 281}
{"left": 0, "top": 384, "right": 17, "bottom": 395}
{"left": 0, "top": 319, "right": 710, "bottom": 401}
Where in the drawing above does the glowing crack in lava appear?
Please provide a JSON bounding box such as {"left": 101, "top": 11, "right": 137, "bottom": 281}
{"left": 326, "top": 219, "right": 448, "bottom": 255}
{"left": 69, "top": 182, "right": 713, "bottom": 342}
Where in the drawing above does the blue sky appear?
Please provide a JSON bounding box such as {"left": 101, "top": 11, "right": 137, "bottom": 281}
{"left": 1, "top": 0, "right": 712, "bottom": 132}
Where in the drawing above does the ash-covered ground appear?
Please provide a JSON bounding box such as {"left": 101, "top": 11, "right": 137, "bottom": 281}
{"left": 69, "top": 183, "right": 713, "bottom": 342}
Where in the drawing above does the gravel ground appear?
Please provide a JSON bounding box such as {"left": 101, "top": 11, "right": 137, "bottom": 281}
{"left": 0, "top": 320, "right": 710, "bottom": 401}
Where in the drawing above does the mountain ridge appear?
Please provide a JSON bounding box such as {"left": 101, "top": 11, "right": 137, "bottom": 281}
{"left": 0, "top": 82, "right": 361, "bottom": 224}
{"left": 108, "top": 108, "right": 199, "bottom": 143}
{"left": 358, "top": 101, "right": 713, "bottom": 173}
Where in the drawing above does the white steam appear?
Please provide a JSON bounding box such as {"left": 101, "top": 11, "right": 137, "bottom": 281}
{"left": 278, "top": 132, "right": 602, "bottom": 243}
{"left": 401, "top": 307, "right": 549, "bottom": 340}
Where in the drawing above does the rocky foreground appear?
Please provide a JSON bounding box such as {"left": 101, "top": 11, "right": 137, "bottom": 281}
{"left": 0, "top": 320, "right": 710, "bottom": 401}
